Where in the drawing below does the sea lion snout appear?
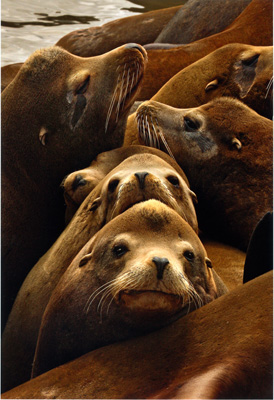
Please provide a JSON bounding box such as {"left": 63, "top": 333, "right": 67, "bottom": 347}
{"left": 124, "top": 43, "right": 148, "bottom": 60}
{"left": 152, "top": 256, "right": 170, "bottom": 280}
{"left": 134, "top": 171, "right": 149, "bottom": 189}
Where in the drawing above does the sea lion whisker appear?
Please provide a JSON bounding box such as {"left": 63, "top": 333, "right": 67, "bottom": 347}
{"left": 121, "top": 68, "right": 131, "bottom": 111}
{"left": 129, "top": 71, "right": 135, "bottom": 95}
{"left": 84, "top": 278, "right": 121, "bottom": 313}
{"left": 105, "top": 76, "right": 120, "bottom": 132}
{"left": 155, "top": 117, "right": 176, "bottom": 160}
{"left": 115, "top": 66, "right": 126, "bottom": 122}
{"left": 150, "top": 116, "right": 160, "bottom": 149}
{"left": 145, "top": 114, "right": 152, "bottom": 146}
{"left": 265, "top": 76, "right": 273, "bottom": 99}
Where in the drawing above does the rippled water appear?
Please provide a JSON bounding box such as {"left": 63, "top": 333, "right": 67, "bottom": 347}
{"left": 1, "top": 0, "right": 185, "bottom": 66}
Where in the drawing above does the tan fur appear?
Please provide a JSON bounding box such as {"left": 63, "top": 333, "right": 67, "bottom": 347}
{"left": 2, "top": 44, "right": 147, "bottom": 326}
{"left": 3, "top": 271, "right": 272, "bottom": 399}
{"left": 124, "top": 43, "right": 273, "bottom": 146}
{"left": 126, "top": 97, "right": 273, "bottom": 250}
{"left": 138, "top": 0, "right": 273, "bottom": 99}
{"left": 62, "top": 145, "right": 191, "bottom": 222}
{"left": 2, "top": 152, "right": 197, "bottom": 392}
{"left": 31, "top": 200, "right": 226, "bottom": 377}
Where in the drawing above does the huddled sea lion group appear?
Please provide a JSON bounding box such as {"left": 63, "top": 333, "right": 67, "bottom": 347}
{"left": 1, "top": 0, "right": 273, "bottom": 398}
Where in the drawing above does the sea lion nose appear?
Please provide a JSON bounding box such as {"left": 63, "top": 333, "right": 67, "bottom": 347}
{"left": 124, "top": 43, "right": 147, "bottom": 58}
{"left": 134, "top": 171, "right": 149, "bottom": 189}
{"left": 152, "top": 256, "right": 170, "bottom": 280}
{"left": 72, "top": 174, "right": 87, "bottom": 191}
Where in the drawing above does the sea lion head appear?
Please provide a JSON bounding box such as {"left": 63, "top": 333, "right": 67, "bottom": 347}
{"left": 136, "top": 97, "right": 272, "bottom": 173}
{"left": 81, "top": 200, "right": 219, "bottom": 318}
{"left": 202, "top": 44, "right": 273, "bottom": 119}
{"left": 32, "top": 200, "right": 225, "bottom": 377}
{"left": 3, "top": 44, "right": 147, "bottom": 180}
{"left": 66, "top": 153, "right": 198, "bottom": 232}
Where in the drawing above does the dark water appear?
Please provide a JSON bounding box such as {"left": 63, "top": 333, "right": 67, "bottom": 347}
{"left": 1, "top": 0, "right": 185, "bottom": 66}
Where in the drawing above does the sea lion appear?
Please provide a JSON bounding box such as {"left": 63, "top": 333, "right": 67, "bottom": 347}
{"left": 55, "top": 6, "right": 181, "bottom": 58}
{"left": 154, "top": 0, "right": 251, "bottom": 44}
{"left": 2, "top": 150, "right": 198, "bottom": 392}
{"left": 137, "top": 0, "right": 273, "bottom": 99}
{"left": 124, "top": 43, "right": 273, "bottom": 146}
{"left": 134, "top": 97, "right": 273, "bottom": 250}
{"left": 32, "top": 199, "right": 227, "bottom": 377}
{"left": 3, "top": 271, "right": 271, "bottom": 399}
{"left": 62, "top": 145, "right": 194, "bottom": 223}
{"left": 2, "top": 43, "right": 147, "bottom": 326}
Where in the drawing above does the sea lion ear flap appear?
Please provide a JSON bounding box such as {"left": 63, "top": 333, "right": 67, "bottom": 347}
{"left": 231, "top": 137, "right": 242, "bottom": 150}
{"left": 39, "top": 126, "right": 48, "bottom": 146}
{"left": 205, "top": 79, "right": 219, "bottom": 92}
{"left": 90, "top": 197, "right": 101, "bottom": 212}
{"left": 79, "top": 253, "right": 92, "bottom": 268}
{"left": 205, "top": 257, "right": 213, "bottom": 268}
{"left": 189, "top": 190, "right": 198, "bottom": 205}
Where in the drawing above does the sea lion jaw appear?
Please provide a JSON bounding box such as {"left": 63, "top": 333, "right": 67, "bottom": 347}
{"left": 136, "top": 101, "right": 218, "bottom": 162}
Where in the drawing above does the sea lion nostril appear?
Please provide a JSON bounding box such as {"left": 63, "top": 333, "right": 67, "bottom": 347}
{"left": 152, "top": 256, "right": 169, "bottom": 280}
{"left": 72, "top": 175, "right": 87, "bottom": 191}
{"left": 134, "top": 171, "right": 149, "bottom": 189}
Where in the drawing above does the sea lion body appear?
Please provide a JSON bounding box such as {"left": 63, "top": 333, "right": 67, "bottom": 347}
{"left": 2, "top": 43, "right": 147, "bottom": 324}
{"left": 138, "top": 0, "right": 273, "bottom": 99}
{"left": 56, "top": 6, "right": 181, "bottom": 57}
{"left": 154, "top": 0, "right": 251, "bottom": 44}
{"left": 2, "top": 150, "right": 198, "bottom": 392}
{"left": 32, "top": 200, "right": 227, "bottom": 377}
{"left": 3, "top": 271, "right": 272, "bottom": 399}
{"left": 135, "top": 97, "right": 273, "bottom": 250}
{"left": 125, "top": 43, "right": 273, "bottom": 146}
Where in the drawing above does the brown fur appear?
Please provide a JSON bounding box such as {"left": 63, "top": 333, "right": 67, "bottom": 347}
{"left": 31, "top": 200, "right": 226, "bottom": 377}
{"left": 138, "top": 0, "right": 273, "bottom": 99}
{"left": 3, "top": 271, "right": 272, "bottom": 399}
{"left": 154, "top": 0, "right": 251, "bottom": 44}
{"left": 202, "top": 238, "right": 245, "bottom": 291}
{"left": 56, "top": 6, "right": 181, "bottom": 57}
{"left": 132, "top": 97, "right": 273, "bottom": 250}
{"left": 2, "top": 150, "right": 197, "bottom": 392}
{"left": 124, "top": 43, "right": 273, "bottom": 146}
{"left": 2, "top": 44, "right": 147, "bottom": 326}
{"left": 1, "top": 62, "right": 23, "bottom": 92}
{"left": 62, "top": 145, "right": 191, "bottom": 222}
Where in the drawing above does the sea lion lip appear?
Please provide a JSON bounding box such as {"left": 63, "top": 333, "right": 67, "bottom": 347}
{"left": 118, "top": 289, "right": 181, "bottom": 299}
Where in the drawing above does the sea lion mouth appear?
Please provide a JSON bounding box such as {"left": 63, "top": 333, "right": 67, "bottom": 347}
{"left": 118, "top": 289, "right": 184, "bottom": 312}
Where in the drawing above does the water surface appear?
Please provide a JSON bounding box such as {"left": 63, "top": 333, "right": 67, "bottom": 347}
{"left": 1, "top": 0, "right": 184, "bottom": 66}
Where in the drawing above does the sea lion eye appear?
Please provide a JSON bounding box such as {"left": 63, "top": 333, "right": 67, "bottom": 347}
{"left": 242, "top": 54, "right": 259, "bottom": 68}
{"left": 184, "top": 117, "right": 199, "bottom": 132}
{"left": 184, "top": 251, "right": 195, "bottom": 261}
{"left": 108, "top": 179, "right": 120, "bottom": 193}
{"left": 113, "top": 244, "right": 128, "bottom": 258}
{"left": 76, "top": 76, "right": 90, "bottom": 95}
{"left": 167, "top": 175, "right": 180, "bottom": 187}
